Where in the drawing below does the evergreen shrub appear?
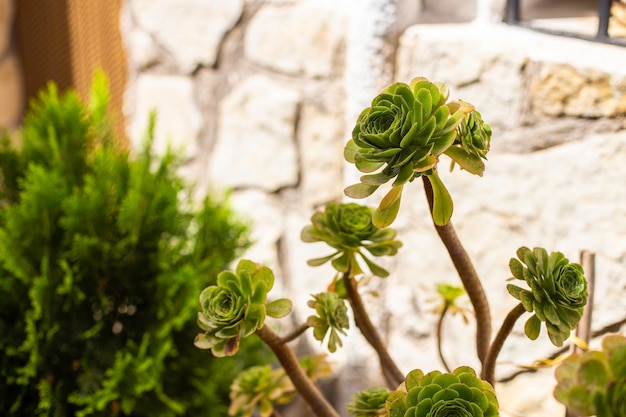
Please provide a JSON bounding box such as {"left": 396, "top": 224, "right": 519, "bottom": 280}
{"left": 0, "top": 74, "right": 268, "bottom": 416}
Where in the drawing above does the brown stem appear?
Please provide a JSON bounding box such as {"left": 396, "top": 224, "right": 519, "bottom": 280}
{"left": 256, "top": 325, "right": 340, "bottom": 417}
{"left": 422, "top": 176, "right": 491, "bottom": 364}
{"left": 280, "top": 323, "right": 310, "bottom": 344}
{"left": 481, "top": 302, "right": 526, "bottom": 386}
{"left": 343, "top": 273, "right": 405, "bottom": 388}
{"left": 436, "top": 304, "right": 452, "bottom": 372}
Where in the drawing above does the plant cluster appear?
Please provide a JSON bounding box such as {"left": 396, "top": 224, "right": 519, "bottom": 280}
{"left": 194, "top": 75, "right": 615, "bottom": 417}
{"left": 0, "top": 75, "right": 268, "bottom": 416}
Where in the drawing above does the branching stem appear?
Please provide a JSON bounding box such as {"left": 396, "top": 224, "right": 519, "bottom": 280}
{"left": 422, "top": 176, "right": 492, "bottom": 364}
{"left": 279, "top": 323, "right": 310, "bottom": 344}
{"left": 256, "top": 325, "right": 340, "bottom": 417}
{"left": 436, "top": 304, "right": 452, "bottom": 372}
{"left": 481, "top": 302, "right": 526, "bottom": 385}
{"left": 343, "top": 273, "right": 405, "bottom": 388}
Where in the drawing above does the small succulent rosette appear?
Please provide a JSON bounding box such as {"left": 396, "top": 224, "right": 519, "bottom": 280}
{"left": 386, "top": 366, "right": 499, "bottom": 417}
{"left": 195, "top": 260, "right": 292, "bottom": 357}
{"left": 301, "top": 202, "right": 402, "bottom": 277}
{"left": 507, "top": 247, "right": 588, "bottom": 347}
{"left": 306, "top": 292, "right": 350, "bottom": 353}
{"left": 347, "top": 387, "right": 390, "bottom": 417}
{"left": 230, "top": 355, "right": 332, "bottom": 417}
{"left": 554, "top": 334, "right": 626, "bottom": 417}
{"left": 229, "top": 365, "right": 294, "bottom": 417}
{"left": 344, "top": 77, "right": 491, "bottom": 227}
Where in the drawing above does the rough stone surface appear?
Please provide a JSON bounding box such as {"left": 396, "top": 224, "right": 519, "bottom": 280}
{"left": 230, "top": 190, "right": 285, "bottom": 282}
{"left": 244, "top": 0, "right": 344, "bottom": 78}
{"left": 130, "top": 0, "right": 243, "bottom": 72}
{"left": 125, "top": 28, "right": 162, "bottom": 70}
{"left": 531, "top": 64, "right": 624, "bottom": 118}
{"left": 208, "top": 75, "right": 300, "bottom": 191}
{"left": 128, "top": 74, "right": 202, "bottom": 159}
{"left": 0, "top": 52, "right": 23, "bottom": 129}
{"left": 396, "top": 23, "right": 526, "bottom": 131}
{"left": 298, "top": 104, "right": 345, "bottom": 207}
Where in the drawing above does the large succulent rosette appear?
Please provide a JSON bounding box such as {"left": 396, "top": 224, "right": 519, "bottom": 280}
{"left": 344, "top": 77, "right": 490, "bottom": 227}
{"left": 386, "top": 366, "right": 499, "bottom": 417}
{"left": 195, "top": 260, "right": 292, "bottom": 357}
{"left": 301, "top": 202, "right": 402, "bottom": 277}
{"left": 554, "top": 334, "right": 626, "bottom": 417}
{"left": 507, "top": 247, "right": 588, "bottom": 347}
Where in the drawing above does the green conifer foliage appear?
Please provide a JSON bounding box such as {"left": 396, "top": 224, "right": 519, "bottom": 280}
{"left": 0, "top": 76, "right": 267, "bottom": 416}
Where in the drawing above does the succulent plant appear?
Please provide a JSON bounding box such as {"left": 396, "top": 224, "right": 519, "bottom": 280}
{"left": 344, "top": 77, "right": 481, "bottom": 227}
{"left": 195, "top": 260, "right": 292, "bottom": 357}
{"left": 386, "top": 366, "right": 499, "bottom": 417}
{"left": 446, "top": 109, "right": 492, "bottom": 175}
{"left": 230, "top": 355, "right": 333, "bottom": 417}
{"left": 347, "top": 387, "right": 390, "bottom": 417}
{"left": 301, "top": 202, "right": 402, "bottom": 277}
{"left": 554, "top": 334, "right": 626, "bottom": 417}
{"left": 306, "top": 292, "right": 350, "bottom": 353}
{"left": 228, "top": 365, "right": 293, "bottom": 417}
{"left": 507, "top": 247, "right": 588, "bottom": 347}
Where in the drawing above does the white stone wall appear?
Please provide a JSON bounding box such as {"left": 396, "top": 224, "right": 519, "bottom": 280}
{"left": 0, "top": 0, "right": 23, "bottom": 131}
{"left": 121, "top": 1, "right": 626, "bottom": 416}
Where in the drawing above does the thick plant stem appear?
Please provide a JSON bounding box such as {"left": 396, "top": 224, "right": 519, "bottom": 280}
{"left": 422, "top": 176, "right": 492, "bottom": 364}
{"left": 256, "top": 325, "right": 341, "bottom": 417}
{"left": 343, "top": 273, "right": 405, "bottom": 388}
{"left": 481, "top": 302, "right": 526, "bottom": 386}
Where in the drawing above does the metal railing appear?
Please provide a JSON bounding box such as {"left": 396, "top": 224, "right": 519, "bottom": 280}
{"left": 505, "top": 0, "right": 626, "bottom": 46}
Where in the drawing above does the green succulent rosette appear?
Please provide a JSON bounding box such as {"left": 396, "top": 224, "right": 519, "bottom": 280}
{"left": 347, "top": 387, "right": 390, "bottom": 417}
{"left": 230, "top": 355, "right": 332, "bottom": 417}
{"left": 386, "top": 366, "right": 499, "bottom": 417}
{"left": 447, "top": 108, "right": 492, "bottom": 174}
{"left": 229, "top": 365, "right": 293, "bottom": 417}
{"left": 301, "top": 202, "right": 402, "bottom": 277}
{"left": 554, "top": 334, "right": 626, "bottom": 417}
{"left": 195, "top": 260, "right": 292, "bottom": 357}
{"left": 344, "top": 77, "right": 484, "bottom": 227}
{"left": 507, "top": 247, "right": 588, "bottom": 347}
{"left": 306, "top": 292, "right": 350, "bottom": 353}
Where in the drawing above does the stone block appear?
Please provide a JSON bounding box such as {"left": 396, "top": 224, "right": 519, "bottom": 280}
{"left": 298, "top": 104, "right": 345, "bottom": 207}
{"left": 208, "top": 75, "right": 300, "bottom": 191}
{"left": 130, "top": 0, "right": 243, "bottom": 73}
{"left": 128, "top": 74, "right": 202, "bottom": 159}
{"left": 244, "top": 0, "right": 344, "bottom": 78}
{"left": 531, "top": 64, "right": 623, "bottom": 118}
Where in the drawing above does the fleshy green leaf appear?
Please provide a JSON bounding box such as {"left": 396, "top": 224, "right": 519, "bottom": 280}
{"left": 266, "top": 298, "right": 293, "bottom": 318}
{"left": 427, "top": 171, "right": 453, "bottom": 226}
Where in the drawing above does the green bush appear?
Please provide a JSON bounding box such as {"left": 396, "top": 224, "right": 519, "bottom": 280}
{"left": 0, "top": 75, "right": 269, "bottom": 416}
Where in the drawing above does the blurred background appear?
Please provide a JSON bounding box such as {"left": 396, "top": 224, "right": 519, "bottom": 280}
{"left": 2, "top": 1, "right": 626, "bottom": 416}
